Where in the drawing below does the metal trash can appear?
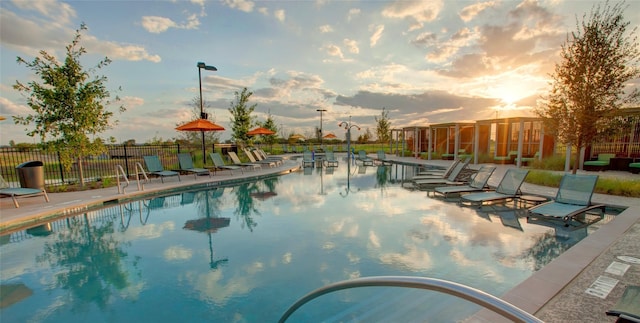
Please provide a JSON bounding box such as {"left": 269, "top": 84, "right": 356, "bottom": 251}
{"left": 16, "top": 160, "right": 45, "bottom": 190}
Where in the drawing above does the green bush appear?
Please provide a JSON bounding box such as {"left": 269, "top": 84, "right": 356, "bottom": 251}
{"left": 525, "top": 170, "right": 640, "bottom": 198}
{"left": 531, "top": 155, "right": 566, "bottom": 171}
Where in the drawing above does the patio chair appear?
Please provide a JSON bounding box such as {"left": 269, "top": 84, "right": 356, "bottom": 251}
{"left": 0, "top": 174, "right": 49, "bottom": 208}
{"left": 227, "top": 151, "right": 261, "bottom": 171}
{"left": 459, "top": 168, "right": 529, "bottom": 207}
{"left": 143, "top": 155, "right": 181, "bottom": 183}
{"left": 254, "top": 148, "right": 283, "bottom": 166}
{"left": 357, "top": 150, "right": 374, "bottom": 166}
{"left": 606, "top": 285, "right": 640, "bottom": 322}
{"left": 324, "top": 150, "right": 339, "bottom": 167}
{"left": 527, "top": 174, "right": 605, "bottom": 226}
{"left": 209, "top": 152, "right": 243, "bottom": 175}
{"left": 411, "top": 158, "right": 472, "bottom": 188}
{"left": 243, "top": 148, "right": 275, "bottom": 168}
{"left": 432, "top": 165, "right": 496, "bottom": 198}
{"left": 177, "top": 153, "right": 211, "bottom": 179}
{"left": 375, "top": 150, "right": 392, "bottom": 165}
{"left": 302, "top": 150, "right": 314, "bottom": 168}
{"left": 412, "top": 157, "right": 470, "bottom": 180}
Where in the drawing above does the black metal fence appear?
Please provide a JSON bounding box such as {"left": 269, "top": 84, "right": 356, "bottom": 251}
{"left": 0, "top": 144, "right": 194, "bottom": 188}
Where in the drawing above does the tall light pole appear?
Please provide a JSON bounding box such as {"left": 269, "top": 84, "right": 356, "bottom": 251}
{"left": 338, "top": 116, "right": 360, "bottom": 166}
{"left": 316, "top": 109, "right": 327, "bottom": 146}
{"left": 198, "top": 61, "right": 217, "bottom": 164}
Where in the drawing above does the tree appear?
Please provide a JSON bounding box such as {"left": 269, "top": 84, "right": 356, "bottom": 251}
{"left": 375, "top": 107, "right": 392, "bottom": 143}
{"left": 228, "top": 88, "right": 256, "bottom": 145}
{"left": 175, "top": 97, "right": 221, "bottom": 145}
{"left": 535, "top": 1, "right": 639, "bottom": 173}
{"left": 257, "top": 111, "right": 278, "bottom": 148}
{"left": 13, "top": 24, "right": 124, "bottom": 185}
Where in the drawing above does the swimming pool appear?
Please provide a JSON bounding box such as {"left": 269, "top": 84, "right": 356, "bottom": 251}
{"left": 0, "top": 162, "right": 616, "bottom": 322}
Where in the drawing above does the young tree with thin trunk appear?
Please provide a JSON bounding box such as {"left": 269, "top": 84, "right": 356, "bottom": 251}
{"left": 229, "top": 88, "right": 256, "bottom": 146}
{"left": 535, "top": 1, "right": 639, "bottom": 173}
{"left": 13, "top": 24, "right": 124, "bottom": 186}
{"left": 375, "top": 107, "right": 392, "bottom": 144}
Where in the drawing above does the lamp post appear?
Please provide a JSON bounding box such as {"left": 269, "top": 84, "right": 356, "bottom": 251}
{"left": 338, "top": 116, "right": 360, "bottom": 166}
{"left": 197, "top": 61, "right": 217, "bottom": 164}
{"left": 316, "top": 109, "right": 327, "bottom": 146}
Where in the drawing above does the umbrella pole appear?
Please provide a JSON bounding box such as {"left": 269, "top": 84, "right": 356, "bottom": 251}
{"left": 202, "top": 130, "right": 206, "bottom": 165}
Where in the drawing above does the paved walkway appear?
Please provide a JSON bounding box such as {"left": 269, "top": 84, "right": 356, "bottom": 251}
{"left": 1, "top": 154, "right": 639, "bottom": 322}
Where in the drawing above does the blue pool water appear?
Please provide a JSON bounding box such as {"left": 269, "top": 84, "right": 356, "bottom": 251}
{"left": 0, "top": 163, "right": 615, "bottom": 322}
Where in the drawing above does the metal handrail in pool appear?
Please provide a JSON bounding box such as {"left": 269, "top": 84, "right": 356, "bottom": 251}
{"left": 278, "top": 276, "right": 543, "bottom": 323}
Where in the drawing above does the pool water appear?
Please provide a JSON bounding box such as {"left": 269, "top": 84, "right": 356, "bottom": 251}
{"left": 0, "top": 163, "right": 616, "bottom": 322}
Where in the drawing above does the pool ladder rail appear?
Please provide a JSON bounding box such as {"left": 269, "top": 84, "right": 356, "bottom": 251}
{"left": 279, "top": 276, "right": 543, "bottom": 323}
{"left": 115, "top": 163, "right": 149, "bottom": 194}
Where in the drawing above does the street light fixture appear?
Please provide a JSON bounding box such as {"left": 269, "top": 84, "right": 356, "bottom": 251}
{"left": 316, "top": 109, "right": 327, "bottom": 146}
{"left": 338, "top": 116, "right": 360, "bottom": 166}
{"left": 197, "top": 61, "right": 217, "bottom": 164}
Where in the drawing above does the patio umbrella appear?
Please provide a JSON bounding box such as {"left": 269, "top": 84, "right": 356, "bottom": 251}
{"left": 176, "top": 119, "right": 225, "bottom": 164}
{"left": 247, "top": 127, "right": 276, "bottom": 136}
{"left": 250, "top": 191, "right": 277, "bottom": 201}
{"left": 323, "top": 133, "right": 337, "bottom": 139}
{"left": 183, "top": 217, "right": 230, "bottom": 233}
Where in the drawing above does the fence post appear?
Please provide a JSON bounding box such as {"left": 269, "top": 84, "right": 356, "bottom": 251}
{"left": 57, "top": 151, "right": 65, "bottom": 184}
{"left": 124, "top": 144, "right": 130, "bottom": 177}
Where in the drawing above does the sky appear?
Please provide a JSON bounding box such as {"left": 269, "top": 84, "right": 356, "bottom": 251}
{"left": 1, "top": 0, "right": 639, "bottom": 145}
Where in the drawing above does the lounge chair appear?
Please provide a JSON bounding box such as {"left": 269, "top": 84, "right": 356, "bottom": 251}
{"left": 209, "top": 152, "right": 244, "bottom": 175}
{"left": 459, "top": 168, "right": 529, "bottom": 207}
{"left": 302, "top": 150, "right": 314, "bottom": 168}
{"left": 412, "top": 157, "right": 470, "bottom": 179}
{"left": 228, "top": 151, "right": 261, "bottom": 171}
{"left": 432, "top": 165, "right": 496, "bottom": 198}
{"left": 606, "top": 285, "right": 640, "bottom": 322}
{"left": 324, "top": 150, "right": 339, "bottom": 167}
{"left": 253, "top": 148, "right": 283, "bottom": 166}
{"left": 0, "top": 174, "right": 50, "bottom": 208}
{"left": 357, "top": 150, "right": 374, "bottom": 166}
{"left": 375, "top": 150, "right": 392, "bottom": 165}
{"left": 527, "top": 174, "right": 605, "bottom": 226}
{"left": 177, "top": 153, "right": 211, "bottom": 179}
{"left": 143, "top": 155, "right": 181, "bottom": 183}
{"left": 583, "top": 153, "right": 615, "bottom": 171}
{"left": 411, "top": 158, "right": 472, "bottom": 188}
{"left": 243, "top": 148, "right": 275, "bottom": 168}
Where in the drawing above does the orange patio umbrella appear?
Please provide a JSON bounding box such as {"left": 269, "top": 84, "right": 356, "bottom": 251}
{"left": 176, "top": 119, "right": 225, "bottom": 164}
{"left": 247, "top": 127, "right": 276, "bottom": 136}
{"left": 323, "top": 133, "right": 337, "bottom": 139}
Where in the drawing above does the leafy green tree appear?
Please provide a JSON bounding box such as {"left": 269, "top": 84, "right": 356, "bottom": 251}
{"left": 535, "top": 2, "right": 639, "bottom": 173}
{"left": 175, "top": 97, "right": 221, "bottom": 145}
{"left": 228, "top": 88, "right": 256, "bottom": 146}
{"left": 375, "top": 107, "right": 392, "bottom": 143}
{"left": 13, "top": 24, "right": 124, "bottom": 185}
{"left": 257, "top": 111, "right": 278, "bottom": 148}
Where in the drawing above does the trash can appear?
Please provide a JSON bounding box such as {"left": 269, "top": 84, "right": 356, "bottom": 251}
{"left": 16, "top": 160, "right": 45, "bottom": 190}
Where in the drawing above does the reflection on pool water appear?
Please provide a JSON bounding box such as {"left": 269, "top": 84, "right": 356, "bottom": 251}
{"left": 0, "top": 163, "right": 617, "bottom": 322}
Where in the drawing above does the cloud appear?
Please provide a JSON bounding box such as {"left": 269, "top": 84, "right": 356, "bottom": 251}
{"left": 223, "top": 0, "right": 255, "bottom": 13}
{"left": 324, "top": 44, "right": 344, "bottom": 59}
{"left": 12, "top": 0, "right": 76, "bottom": 25}
{"left": 459, "top": 1, "right": 497, "bottom": 22}
{"left": 141, "top": 14, "right": 201, "bottom": 34}
{"left": 382, "top": 0, "right": 443, "bottom": 23}
{"left": 369, "top": 24, "right": 384, "bottom": 47}
{"left": 273, "top": 9, "right": 285, "bottom": 22}
{"left": 343, "top": 39, "right": 359, "bottom": 54}
{"left": 319, "top": 24, "right": 333, "bottom": 33}
{"left": 347, "top": 8, "right": 360, "bottom": 21}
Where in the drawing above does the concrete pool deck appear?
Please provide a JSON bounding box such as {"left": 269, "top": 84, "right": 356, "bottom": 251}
{"left": 1, "top": 154, "right": 638, "bottom": 322}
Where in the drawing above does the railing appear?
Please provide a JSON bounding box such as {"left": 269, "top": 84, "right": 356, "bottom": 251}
{"left": 279, "top": 276, "right": 543, "bottom": 323}
{"left": 135, "top": 162, "right": 148, "bottom": 192}
{"left": 115, "top": 165, "right": 129, "bottom": 194}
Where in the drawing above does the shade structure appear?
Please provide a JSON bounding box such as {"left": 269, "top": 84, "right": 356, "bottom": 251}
{"left": 176, "top": 119, "right": 225, "bottom": 164}
{"left": 176, "top": 119, "right": 225, "bottom": 132}
{"left": 323, "top": 133, "right": 337, "bottom": 139}
{"left": 289, "top": 134, "right": 306, "bottom": 141}
{"left": 247, "top": 127, "right": 276, "bottom": 136}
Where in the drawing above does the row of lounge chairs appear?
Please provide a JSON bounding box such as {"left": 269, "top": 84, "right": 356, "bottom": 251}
{"left": 409, "top": 158, "right": 605, "bottom": 226}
